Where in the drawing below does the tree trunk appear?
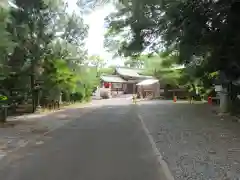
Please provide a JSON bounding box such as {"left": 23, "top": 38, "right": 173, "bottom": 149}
{"left": 30, "top": 73, "right": 36, "bottom": 113}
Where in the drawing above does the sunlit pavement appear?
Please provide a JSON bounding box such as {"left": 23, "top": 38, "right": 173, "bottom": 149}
{"left": 0, "top": 99, "right": 166, "bottom": 180}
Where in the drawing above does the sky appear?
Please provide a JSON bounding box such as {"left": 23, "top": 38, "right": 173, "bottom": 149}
{"left": 66, "top": 0, "right": 124, "bottom": 66}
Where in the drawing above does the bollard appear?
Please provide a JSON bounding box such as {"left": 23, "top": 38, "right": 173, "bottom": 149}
{"left": 189, "top": 97, "right": 194, "bottom": 104}
{"left": 173, "top": 96, "right": 177, "bottom": 102}
{"left": 0, "top": 105, "right": 8, "bottom": 123}
{"left": 132, "top": 94, "right": 137, "bottom": 104}
{"left": 208, "top": 96, "right": 212, "bottom": 105}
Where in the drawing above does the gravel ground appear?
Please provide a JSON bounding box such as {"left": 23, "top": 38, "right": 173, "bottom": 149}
{"left": 137, "top": 100, "right": 240, "bottom": 180}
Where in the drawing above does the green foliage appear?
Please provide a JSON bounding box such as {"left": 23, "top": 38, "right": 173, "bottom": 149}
{"left": 41, "top": 59, "right": 77, "bottom": 99}
{"left": 124, "top": 57, "right": 145, "bottom": 68}
{"left": 78, "top": 66, "right": 99, "bottom": 96}
{"left": 104, "top": 0, "right": 240, "bottom": 81}
{"left": 0, "top": 95, "right": 8, "bottom": 101}
{"left": 86, "top": 55, "right": 106, "bottom": 70}
{"left": 99, "top": 67, "right": 115, "bottom": 75}
{"left": 0, "top": 7, "right": 15, "bottom": 75}
{"left": 0, "top": 0, "right": 98, "bottom": 113}
{"left": 102, "top": 0, "right": 240, "bottom": 101}
{"left": 130, "top": 53, "right": 214, "bottom": 98}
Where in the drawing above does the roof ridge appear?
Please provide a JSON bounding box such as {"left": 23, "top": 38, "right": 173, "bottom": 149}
{"left": 101, "top": 74, "right": 120, "bottom": 77}
{"left": 116, "top": 66, "right": 144, "bottom": 70}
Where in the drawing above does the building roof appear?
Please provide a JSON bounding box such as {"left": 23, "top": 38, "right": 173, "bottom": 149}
{"left": 100, "top": 75, "right": 127, "bottom": 83}
{"left": 116, "top": 67, "right": 142, "bottom": 78}
{"left": 136, "top": 79, "right": 159, "bottom": 86}
{"left": 139, "top": 75, "right": 154, "bottom": 79}
{"left": 101, "top": 67, "right": 158, "bottom": 83}
{"left": 115, "top": 67, "right": 155, "bottom": 80}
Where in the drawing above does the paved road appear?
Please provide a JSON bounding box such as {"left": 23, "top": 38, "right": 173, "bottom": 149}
{"left": 0, "top": 100, "right": 165, "bottom": 180}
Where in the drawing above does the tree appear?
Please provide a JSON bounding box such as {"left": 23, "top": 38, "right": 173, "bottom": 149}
{"left": 5, "top": 0, "right": 63, "bottom": 112}
{"left": 87, "top": 55, "right": 105, "bottom": 68}
{"left": 99, "top": 66, "right": 115, "bottom": 75}
{"left": 0, "top": 0, "right": 92, "bottom": 115}
{"left": 102, "top": 0, "right": 240, "bottom": 111}
{"left": 38, "top": 1, "right": 90, "bottom": 104}
{"left": 86, "top": 55, "right": 106, "bottom": 77}
{"left": 104, "top": 0, "right": 240, "bottom": 75}
{"left": 124, "top": 57, "right": 145, "bottom": 68}
{"left": 61, "top": 13, "right": 88, "bottom": 46}
{"left": 0, "top": 6, "right": 16, "bottom": 77}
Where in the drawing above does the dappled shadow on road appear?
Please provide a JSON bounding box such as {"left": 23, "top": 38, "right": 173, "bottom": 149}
{"left": 0, "top": 101, "right": 165, "bottom": 180}
{"left": 0, "top": 100, "right": 133, "bottom": 154}
{"left": 137, "top": 100, "right": 240, "bottom": 179}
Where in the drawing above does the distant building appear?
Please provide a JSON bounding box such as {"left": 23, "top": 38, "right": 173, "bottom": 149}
{"left": 100, "top": 67, "right": 160, "bottom": 98}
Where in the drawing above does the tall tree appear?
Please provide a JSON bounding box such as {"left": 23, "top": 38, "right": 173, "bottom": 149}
{"left": 0, "top": 0, "right": 90, "bottom": 112}
{"left": 0, "top": 5, "right": 15, "bottom": 77}
{"left": 6, "top": 0, "right": 60, "bottom": 111}
{"left": 86, "top": 55, "right": 106, "bottom": 77}
{"left": 102, "top": 0, "right": 240, "bottom": 110}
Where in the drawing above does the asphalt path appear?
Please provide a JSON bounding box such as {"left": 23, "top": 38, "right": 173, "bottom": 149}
{"left": 0, "top": 101, "right": 165, "bottom": 180}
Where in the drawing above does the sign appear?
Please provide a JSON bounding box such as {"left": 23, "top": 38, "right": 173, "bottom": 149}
{"left": 112, "top": 83, "right": 122, "bottom": 89}
{"left": 214, "top": 85, "right": 222, "bottom": 92}
{"left": 160, "top": 89, "right": 165, "bottom": 93}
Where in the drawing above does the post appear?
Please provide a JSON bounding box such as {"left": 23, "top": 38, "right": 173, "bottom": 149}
{"left": 173, "top": 95, "right": 177, "bottom": 102}
{"left": 208, "top": 96, "right": 212, "bottom": 105}
{"left": 0, "top": 105, "right": 8, "bottom": 123}
{"left": 140, "top": 86, "right": 143, "bottom": 99}
{"left": 219, "top": 90, "right": 228, "bottom": 113}
{"left": 215, "top": 84, "right": 229, "bottom": 113}
{"left": 31, "top": 74, "right": 36, "bottom": 113}
{"left": 36, "top": 88, "right": 41, "bottom": 111}
{"left": 59, "top": 92, "right": 63, "bottom": 104}
{"left": 133, "top": 83, "right": 137, "bottom": 95}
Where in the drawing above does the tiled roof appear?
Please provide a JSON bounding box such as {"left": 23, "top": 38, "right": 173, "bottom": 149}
{"left": 139, "top": 75, "right": 154, "bottom": 79}
{"left": 136, "top": 79, "right": 159, "bottom": 86}
{"left": 100, "top": 75, "right": 127, "bottom": 83}
{"left": 116, "top": 67, "right": 142, "bottom": 78}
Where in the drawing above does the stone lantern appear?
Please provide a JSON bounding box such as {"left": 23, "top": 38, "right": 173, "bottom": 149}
{"left": 34, "top": 80, "right": 43, "bottom": 111}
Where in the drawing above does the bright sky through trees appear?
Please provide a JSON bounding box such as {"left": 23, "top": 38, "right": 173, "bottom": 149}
{"left": 66, "top": 0, "right": 124, "bottom": 66}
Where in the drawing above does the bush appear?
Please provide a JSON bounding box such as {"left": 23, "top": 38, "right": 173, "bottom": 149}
{"left": 70, "top": 92, "right": 84, "bottom": 102}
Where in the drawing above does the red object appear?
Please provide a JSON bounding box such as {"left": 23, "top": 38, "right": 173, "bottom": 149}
{"left": 208, "top": 96, "right": 212, "bottom": 105}
{"left": 173, "top": 96, "right": 177, "bottom": 102}
{"left": 104, "top": 82, "right": 111, "bottom": 88}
